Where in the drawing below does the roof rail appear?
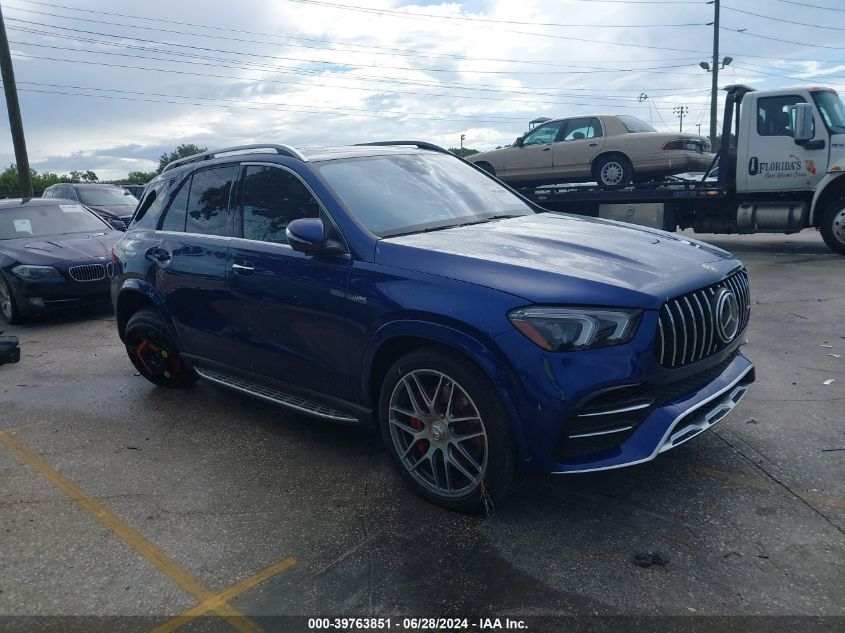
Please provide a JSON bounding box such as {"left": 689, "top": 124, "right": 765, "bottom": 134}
{"left": 354, "top": 141, "right": 451, "bottom": 155}
{"left": 161, "top": 144, "right": 305, "bottom": 173}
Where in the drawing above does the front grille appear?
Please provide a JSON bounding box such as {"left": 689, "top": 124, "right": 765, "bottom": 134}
{"left": 68, "top": 263, "right": 107, "bottom": 282}
{"left": 655, "top": 269, "right": 750, "bottom": 368}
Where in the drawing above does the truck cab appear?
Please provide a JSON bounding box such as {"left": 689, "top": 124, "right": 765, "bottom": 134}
{"left": 726, "top": 85, "right": 845, "bottom": 253}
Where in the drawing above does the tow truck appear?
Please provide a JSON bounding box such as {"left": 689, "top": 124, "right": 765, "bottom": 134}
{"left": 515, "top": 85, "right": 845, "bottom": 255}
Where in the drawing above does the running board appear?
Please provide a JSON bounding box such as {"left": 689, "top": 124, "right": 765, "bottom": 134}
{"left": 195, "top": 366, "right": 359, "bottom": 423}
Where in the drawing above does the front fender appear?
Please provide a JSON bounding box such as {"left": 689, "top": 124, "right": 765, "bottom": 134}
{"left": 115, "top": 278, "right": 180, "bottom": 344}
{"left": 810, "top": 171, "right": 845, "bottom": 225}
{"left": 362, "top": 319, "right": 531, "bottom": 462}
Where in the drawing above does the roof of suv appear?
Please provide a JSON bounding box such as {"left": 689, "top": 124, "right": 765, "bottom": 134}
{"left": 46, "top": 183, "right": 128, "bottom": 190}
{"left": 157, "top": 142, "right": 447, "bottom": 176}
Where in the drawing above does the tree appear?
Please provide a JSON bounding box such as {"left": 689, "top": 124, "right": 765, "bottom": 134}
{"left": 68, "top": 170, "right": 98, "bottom": 183}
{"left": 0, "top": 164, "right": 67, "bottom": 198}
{"left": 116, "top": 170, "right": 157, "bottom": 185}
{"left": 448, "top": 147, "right": 480, "bottom": 158}
{"left": 158, "top": 144, "right": 207, "bottom": 173}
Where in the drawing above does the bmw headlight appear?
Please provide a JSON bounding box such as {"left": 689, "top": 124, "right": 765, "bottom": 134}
{"left": 508, "top": 307, "right": 642, "bottom": 352}
{"left": 11, "top": 265, "right": 62, "bottom": 280}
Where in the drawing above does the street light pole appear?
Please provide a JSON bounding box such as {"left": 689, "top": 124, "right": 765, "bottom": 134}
{"left": 0, "top": 1, "right": 33, "bottom": 197}
{"left": 460, "top": 134, "right": 465, "bottom": 152}
{"left": 709, "top": 0, "right": 720, "bottom": 144}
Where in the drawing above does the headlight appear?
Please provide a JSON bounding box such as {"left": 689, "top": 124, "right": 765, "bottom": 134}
{"left": 508, "top": 307, "right": 641, "bottom": 352}
{"left": 11, "top": 265, "right": 62, "bottom": 280}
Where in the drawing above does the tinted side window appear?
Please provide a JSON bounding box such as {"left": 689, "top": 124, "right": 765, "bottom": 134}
{"left": 562, "top": 118, "right": 600, "bottom": 141}
{"left": 240, "top": 166, "right": 320, "bottom": 244}
{"left": 757, "top": 95, "right": 805, "bottom": 137}
{"left": 185, "top": 166, "right": 235, "bottom": 236}
{"left": 134, "top": 180, "right": 170, "bottom": 227}
{"left": 160, "top": 178, "right": 190, "bottom": 232}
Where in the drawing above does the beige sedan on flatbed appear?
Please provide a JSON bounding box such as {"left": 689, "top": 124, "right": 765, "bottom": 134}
{"left": 468, "top": 115, "right": 713, "bottom": 189}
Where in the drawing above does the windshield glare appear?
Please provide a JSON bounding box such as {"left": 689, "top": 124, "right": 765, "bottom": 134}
{"left": 617, "top": 115, "right": 657, "bottom": 133}
{"left": 812, "top": 90, "right": 845, "bottom": 133}
{"left": 0, "top": 204, "right": 109, "bottom": 239}
{"left": 77, "top": 188, "right": 138, "bottom": 206}
{"left": 316, "top": 153, "right": 534, "bottom": 237}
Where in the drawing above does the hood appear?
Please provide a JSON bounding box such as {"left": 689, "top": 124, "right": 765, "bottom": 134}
{"left": 376, "top": 213, "right": 740, "bottom": 309}
{"left": 87, "top": 204, "right": 136, "bottom": 219}
{"left": 0, "top": 230, "right": 122, "bottom": 267}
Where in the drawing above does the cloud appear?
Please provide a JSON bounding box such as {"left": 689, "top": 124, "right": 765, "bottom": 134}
{"left": 1, "top": 0, "right": 842, "bottom": 179}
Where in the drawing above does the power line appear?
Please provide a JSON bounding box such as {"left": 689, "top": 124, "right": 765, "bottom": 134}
{"left": 721, "top": 5, "right": 845, "bottom": 30}
{"left": 732, "top": 64, "right": 845, "bottom": 83}
{"left": 1, "top": 5, "right": 707, "bottom": 70}
{"left": 4, "top": 19, "right": 701, "bottom": 77}
{"left": 722, "top": 26, "right": 845, "bottom": 51}
{"left": 773, "top": 0, "right": 845, "bottom": 11}
{"left": 11, "top": 52, "right": 712, "bottom": 117}
{"left": 9, "top": 0, "right": 845, "bottom": 66}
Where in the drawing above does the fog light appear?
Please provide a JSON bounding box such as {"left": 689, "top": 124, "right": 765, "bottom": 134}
{"left": 29, "top": 297, "right": 45, "bottom": 307}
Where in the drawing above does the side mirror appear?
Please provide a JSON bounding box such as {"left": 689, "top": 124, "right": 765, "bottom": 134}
{"left": 286, "top": 218, "right": 327, "bottom": 254}
{"left": 513, "top": 136, "right": 524, "bottom": 147}
{"left": 793, "top": 103, "right": 814, "bottom": 145}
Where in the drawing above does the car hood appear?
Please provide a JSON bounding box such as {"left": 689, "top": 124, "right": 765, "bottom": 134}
{"left": 376, "top": 213, "right": 741, "bottom": 309}
{"left": 0, "top": 230, "right": 122, "bottom": 267}
{"left": 87, "top": 204, "right": 136, "bottom": 218}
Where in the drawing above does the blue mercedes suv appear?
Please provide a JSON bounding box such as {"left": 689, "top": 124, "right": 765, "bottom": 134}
{"left": 111, "top": 142, "right": 754, "bottom": 511}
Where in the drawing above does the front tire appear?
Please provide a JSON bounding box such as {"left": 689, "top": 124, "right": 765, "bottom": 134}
{"left": 124, "top": 308, "right": 198, "bottom": 388}
{"left": 378, "top": 348, "right": 519, "bottom": 513}
{"left": 593, "top": 154, "right": 633, "bottom": 189}
{"left": 0, "top": 276, "right": 24, "bottom": 325}
{"left": 819, "top": 199, "right": 845, "bottom": 255}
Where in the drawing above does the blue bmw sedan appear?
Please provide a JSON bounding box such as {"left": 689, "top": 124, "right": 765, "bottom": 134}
{"left": 111, "top": 142, "right": 754, "bottom": 511}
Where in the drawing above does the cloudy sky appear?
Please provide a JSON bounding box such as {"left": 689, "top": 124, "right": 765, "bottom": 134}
{"left": 1, "top": 0, "right": 844, "bottom": 180}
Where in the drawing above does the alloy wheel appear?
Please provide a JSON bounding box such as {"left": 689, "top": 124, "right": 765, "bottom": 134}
{"left": 388, "top": 369, "right": 488, "bottom": 499}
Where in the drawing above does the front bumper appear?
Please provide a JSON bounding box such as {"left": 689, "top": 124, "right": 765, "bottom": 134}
{"left": 551, "top": 352, "right": 754, "bottom": 473}
{"left": 3, "top": 270, "right": 111, "bottom": 317}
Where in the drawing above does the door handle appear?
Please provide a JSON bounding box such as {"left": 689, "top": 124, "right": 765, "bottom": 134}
{"left": 589, "top": 142, "right": 598, "bottom": 147}
{"left": 151, "top": 247, "right": 171, "bottom": 262}
{"left": 232, "top": 262, "right": 255, "bottom": 275}
{"left": 542, "top": 147, "right": 551, "bottom": 151}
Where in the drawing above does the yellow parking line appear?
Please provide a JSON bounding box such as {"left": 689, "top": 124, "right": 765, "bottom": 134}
{"left": 694, "top": 466, "right": 845, "bottom": 510}
{"left": 0, "top": 430, "right": 295, "bottom": 633}
{"left": 151, "top": 557, "right": 297, "bottom": 633}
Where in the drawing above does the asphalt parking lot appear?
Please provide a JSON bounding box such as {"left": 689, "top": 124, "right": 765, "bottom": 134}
{"left": 1, "top": 229, "right": 843, "bottom": 632}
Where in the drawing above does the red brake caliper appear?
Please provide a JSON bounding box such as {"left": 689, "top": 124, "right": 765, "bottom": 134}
{"left": 410, "top": 417, "right": 427, "bottom": 456}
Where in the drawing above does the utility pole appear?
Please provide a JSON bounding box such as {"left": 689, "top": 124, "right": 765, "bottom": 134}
{"left": 0, "top": 1, "right": 33, "bottom": 197}
{"left": 674, "top": 106, "right": 689, "bottom": 133}
{"left": 460, "top": 134, "right": 465, "bottom": 152}
{"left": 709, "top": 0, "right": 720, "bottom": 144}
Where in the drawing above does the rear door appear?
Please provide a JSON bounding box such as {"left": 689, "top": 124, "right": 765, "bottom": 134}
{"left": 552, "top": 117, "right": 606, "bottom": 180}
{"left": 502, "top": 120, "right": 566, "bottom": 182}
{"left": 153, "top": 164, "right": 238, "bottom": 361}
{"left": 225, "top": 163, "right": 353, "bottom": 399}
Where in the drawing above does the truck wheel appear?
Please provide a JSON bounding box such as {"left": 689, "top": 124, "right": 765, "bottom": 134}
{"left": 0, "top": 276, "right": 24, "bottom": 325}
{"left": 820, "top": 199, "right": 845, "bottom": 255}
{"left": 476, "top": 162, "right": 496, "bottom": 177}
{"left": 124, "top": 308, "right": 198, "bottom": 388}
{"left": 378, "top": 348, "right": 519, "bottom": 513}
{"left": 594, "top": 154, "right": 633, "bottom": 190}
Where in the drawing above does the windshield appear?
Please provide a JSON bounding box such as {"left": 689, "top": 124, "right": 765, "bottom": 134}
{"left": 77, "top": 187, "right": 138, "bottom": 207}
{"left": 316, "top": 153, "right": 534, "bottom": 237}
{"left": 812, "top": 90, "right": 845, "bottom": 133}
{"left": 617, "top": 115, "right": 657, "bottom": 133}
{"left": 0, "top": 203, "right": 109, "bottom": 239}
